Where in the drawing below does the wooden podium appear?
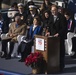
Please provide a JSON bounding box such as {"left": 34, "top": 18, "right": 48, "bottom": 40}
{"left": 34, "top": 35, "right": 60, "bottom": 74}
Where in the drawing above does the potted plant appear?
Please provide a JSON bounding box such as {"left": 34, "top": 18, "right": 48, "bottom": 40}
{"left": 25, "top": 52, "right": 46, "bottom": 74}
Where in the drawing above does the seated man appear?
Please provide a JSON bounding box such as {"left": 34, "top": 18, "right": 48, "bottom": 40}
{"left": 17, "top": 16, "right": 43, "bottom": 62}
{"left": 64, "top": 11, "right": 75, "bottom": 55}
{"left": 1, "top": 16, "right": 27, "bottom": 59}
{"left": 71, "top": 37, "right": 76, "bottom": 58}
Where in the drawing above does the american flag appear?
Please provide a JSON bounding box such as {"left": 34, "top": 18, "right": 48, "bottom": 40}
{"left": 38, "top": 40, "right": 42, "bottom": 45}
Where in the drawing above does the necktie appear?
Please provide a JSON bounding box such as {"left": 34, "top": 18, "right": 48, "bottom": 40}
{"left": 68, "top": 20, "right": 72, "bottom": 30}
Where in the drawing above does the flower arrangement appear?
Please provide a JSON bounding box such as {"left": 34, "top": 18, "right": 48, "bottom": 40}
{"left": 25, "top": 52, "right": 44, "bottom": 68}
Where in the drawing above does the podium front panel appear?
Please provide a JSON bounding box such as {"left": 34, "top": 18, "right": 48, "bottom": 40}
{"left": 34, "top": 35, "right": 60, "bottom": 73}
{"left": 47, "top": 37, "right": 60, "bottom": 73}
{"left": 34, "top": 35, "right": 48, "bottom": 61}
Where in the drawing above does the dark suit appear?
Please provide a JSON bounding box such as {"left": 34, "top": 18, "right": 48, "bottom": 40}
{"left": 2, "top": 20, "right": 9, "bottom": 34}
{"left": 42, "top": 17, "right": 51, "bottom": 28}
{"left": 1, "top": 19, "right": 9, "bottom": 57}
{"left": 71, "top": 28, "right": 76, "bottom": 58}
{"left": 26, "top": 14, "right": 41, "bottom": 26}
{"left": 18, "top": 25, "right": 42, "bottom": 61}
{"left": 15, "top": 12, "right": 27, "bottom": 23}
{"left": 49, "top": 13, "right": 67, "bottom": 71}
{"left": 24, "top": 1, "right": 35, "bottom": 15}
{"left": 49, "top": 13, "right": 67, "bottom": 38}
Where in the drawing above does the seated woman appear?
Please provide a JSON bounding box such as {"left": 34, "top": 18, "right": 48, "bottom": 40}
{"left": 17, "top": 16, "right": 43, "bottom": 62}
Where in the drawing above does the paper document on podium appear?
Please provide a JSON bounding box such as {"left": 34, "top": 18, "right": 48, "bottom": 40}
{"left": 36, "top": 38, "right": 44, "bottom": 51}
{"left": 23, "top": 40, "right": 31, "bottom": 43}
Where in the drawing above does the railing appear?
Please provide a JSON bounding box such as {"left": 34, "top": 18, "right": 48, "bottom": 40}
{"left": 24, "top": 0, "right": 55, "bottom": 7}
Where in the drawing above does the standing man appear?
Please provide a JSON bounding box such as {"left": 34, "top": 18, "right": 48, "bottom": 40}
{"left": 26, "top": 5, "right": 39, "bottom": 26}
{"left": 46, "top": 5, "right": 67, "bottom": 72}
{"left": 15, "top": 3, "right": 27, "bottom": 24}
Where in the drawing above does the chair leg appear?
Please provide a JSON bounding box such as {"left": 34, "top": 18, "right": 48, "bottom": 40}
{"left": 7, "top": 42, "right": 10, "bottom": 54}
{"left": 11, "top": 43, "right": 19, "bottom": 57}
{"left": 0, "top": 41, "right": 2, "bottom": 52}
{"left": 31, "top": 46, "right": 34, "bottom": 53}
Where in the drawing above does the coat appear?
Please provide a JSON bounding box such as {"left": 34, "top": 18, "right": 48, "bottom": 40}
{"left": 48, "top": 13, "right": 67, "bottom": 69}
{"left": 26, "top": 14, "right": 41, "bottom": 26}
{"left": 8, "top": 22, "right": 27, "bottom": 41}
{"left": 49, "top": 13, "right": 67, "bottom": 39}
{"left": 18, "top": 25, "right": 42, "bottom": 53}
{"left": 28, "top": 25, "right": 42, "bottom": 39}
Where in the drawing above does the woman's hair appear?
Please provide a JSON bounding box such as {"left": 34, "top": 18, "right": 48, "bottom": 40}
{"left": 44, "top": 10, "right": 50, "bottom": 15}
{"left": 43, "top": 0, "right": 50, "bottom": 4}
{"left": 64, "top": 11, "right": 71, "bottom": 16}
{"left": 11, "top": 2, "right": 17, "bottom": 7}
{"left": 42, "top": 10, "right": 51, "bottom": 20}
{"left": 42, "top": 0, "right": 51, "bottom": 8}
{"left": 33, "top": 16, "right": 41, "bottom": 25}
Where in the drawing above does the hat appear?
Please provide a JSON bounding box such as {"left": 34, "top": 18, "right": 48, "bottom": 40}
{"left": 29, "top": 5, "right": 37, "bottom": 10}
{"left": 17, "top": 3, "right": 24, "bottom": 8}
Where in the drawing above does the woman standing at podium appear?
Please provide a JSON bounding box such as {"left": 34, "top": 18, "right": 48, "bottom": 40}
{"left": 46, "top": 5, "right": 67, "bottom": 72}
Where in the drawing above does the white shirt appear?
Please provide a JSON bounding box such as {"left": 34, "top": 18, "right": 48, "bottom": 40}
{"left": 32, "top": 14, "right": 35, "bottom": 17}
{"left": 33, "top": 25, "right": 37, "bottom": 31}
{"left": 54, "top": 15, "right": 57, "bottom": 23}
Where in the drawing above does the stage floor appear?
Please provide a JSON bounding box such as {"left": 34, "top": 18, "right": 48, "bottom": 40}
{"left": 0, "top": 55, "right": 76, "bottom": 75}
{"left": 0, "top": 57, "right": 32, "bottom": 75}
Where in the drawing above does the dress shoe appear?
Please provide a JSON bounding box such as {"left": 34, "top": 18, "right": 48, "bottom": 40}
{"left": 59, "top": 64, "right": 65, "bottom": 73}
{"left": 59, "top": 67, "right": 64, "bottom": 73}
{"left": 71, "top": 54, "right": 76, "bottom": 58}
{"left": 18, "top": 59, "right": 25, "bottom": 62}
{"left": 1, "top": 54, "right": 7, "bottom": 58}
{"left": 5, "top": 55, "right": 11, "bottom": 60}
{"left": 0, "top": 51, "right": 4, "bottom": 57}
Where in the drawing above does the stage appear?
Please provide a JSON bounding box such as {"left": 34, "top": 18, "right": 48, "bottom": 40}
{"left": 0, "top": 55, "right": 76, "bottom": 75}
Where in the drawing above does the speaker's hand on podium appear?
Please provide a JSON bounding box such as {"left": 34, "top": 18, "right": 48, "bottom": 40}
{"left": 45, "top": 32, "right": 50, "bottom": 36}
{"left": 54, "top": 33, "right": 59, "bottom": 37}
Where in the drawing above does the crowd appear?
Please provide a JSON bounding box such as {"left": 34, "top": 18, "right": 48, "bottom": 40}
{"left": 0, "top": 0, "right": 76, "bottom": 73}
